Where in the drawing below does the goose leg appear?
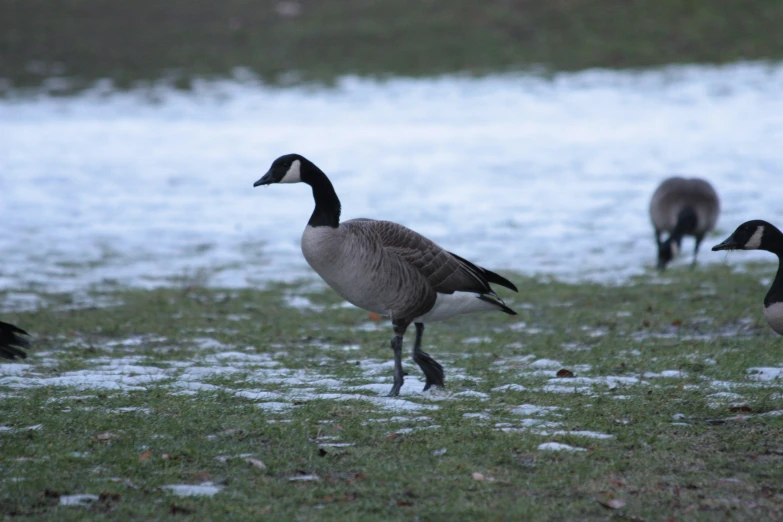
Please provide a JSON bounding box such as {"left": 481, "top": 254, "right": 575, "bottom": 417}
{"left": 411, "top": 322, "right": 444, "bottom": 391}
{"left": 387, "top": 320, "right": 410, "bottom": 397}
{"left": 692, "top": 234, "right": 704, "bottom": 269}
{"left": 387, "top": 335, "right": 405, "bottom": 397}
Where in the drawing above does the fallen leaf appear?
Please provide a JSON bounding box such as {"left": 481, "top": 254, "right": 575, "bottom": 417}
{"left": 386, "top": 433, "right": 399, "bottom": 440}
{"left": 368, "top": 312, "right": 382, "bottom": 321}
{"left": 396, "top": 500, "right": 413, "bottom": 507}
{"left": 556, "top": 368, "right": 575, "bottom": 378}
{"left": 170, "top": 504, "right": 194, "bottom": 515}
{"left": 472, "top": 472, "right": 485, "bottom": 481}
{"left": 193, "top": 471, "right": 211, "bottom": 482}
{"left": 96, "top": 431, "right": 114, "bottom": 441}
{"left": 728, "top": 405, "right": 752, "bottom": 413}
{"left": 138, "top": 449, "right": 152, "bottom": 461}
{"left": 244, "top": 457, "right": 267, "bottom": 470}
{"left": 597, "top": 497, "right": 626, "bottom": 510}
{"left": 672, "top": 319, "right": 682, "bottom": 326}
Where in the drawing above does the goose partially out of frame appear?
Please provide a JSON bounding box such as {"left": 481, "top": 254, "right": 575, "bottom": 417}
{"left": 254, "top": 154, "right": 518, "bottom": 396}
{"left": 713, "top": 220, "right": 783, "bottom": 336}
{"left": 0, "top": 321, "right": 30, "bottom": 361}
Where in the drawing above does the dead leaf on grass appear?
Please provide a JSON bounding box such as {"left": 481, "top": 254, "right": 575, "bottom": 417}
{"left": 95, "top": 431, "right": 115, "bottom": 441}
{"left": 556, "top": 368, "right": 575, "bottom": 378}
{"left": 728, "top": 405, "right": 752, "bottom": 413}
{"left": 170, "top": 504, "right": 194, "bottom": 515}
{"left": 396, "top": 500, "right": 413, "bottom": 507}
{"left": 139, "top": 449, "right": 152, "bottom": 461}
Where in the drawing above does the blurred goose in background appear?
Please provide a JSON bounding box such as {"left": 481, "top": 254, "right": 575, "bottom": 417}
{"left": 713, "top": 220, "right": 783, "bottom": 336}
{"left": 649, "top": 176, "right": 720, "bottom": 270}
{"left": 0, "top": 321, "right": 30, "bottom": 360}
{"left": 253, "top": 153, "right": 518, "bottom": 396}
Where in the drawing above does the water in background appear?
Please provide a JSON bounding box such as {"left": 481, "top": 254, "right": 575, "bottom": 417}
{"left": 1, "top": 62, "right": 782, "bottom": 294}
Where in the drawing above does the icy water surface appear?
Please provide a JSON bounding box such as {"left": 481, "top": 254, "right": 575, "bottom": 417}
{"left": 2, "top": 62, "right": 783, "bottom": 292}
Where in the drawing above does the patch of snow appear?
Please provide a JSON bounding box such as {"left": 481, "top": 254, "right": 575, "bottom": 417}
{"left": 538, "top": 442, "right": 586, "bottom": 452}
{"left": 59, "top": 494, "right": 100, "bottom": 506}
{"left": 162, "top": 482, "right": 223, "bottom": 497}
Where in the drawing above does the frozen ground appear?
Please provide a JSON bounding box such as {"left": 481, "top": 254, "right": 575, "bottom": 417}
{"left": 3, "top": 334, "right": 780, "bottom": 453}
{"left": 2, "top": 62, "right": 783, "bottom": 293}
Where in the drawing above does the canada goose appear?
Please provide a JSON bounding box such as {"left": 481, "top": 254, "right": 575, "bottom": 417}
{"left": 0, "top": 321, "right": 29, "bottom": 360}
{"left": 712, "top": 220, "right": 783, "bottom": 336}
{"left": 253, "top": 154, "right": 518, "bottom": 396}
{"left": 649, "top": 176, "right": 720, "bottom": 270}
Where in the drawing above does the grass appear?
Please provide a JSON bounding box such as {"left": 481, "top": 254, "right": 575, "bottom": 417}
{"left": 1, "top": 263, "right": 783, "bottom": 519}
{"left": 1, "top": 0, "right": 783, "bottom": 92}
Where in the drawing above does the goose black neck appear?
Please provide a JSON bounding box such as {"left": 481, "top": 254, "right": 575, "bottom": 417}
{"left": 670, "top": 207, "right": 698, "bottom": 243}
{"left": 305, "top": 166, "right": 341, "bottom": 228}
{"left": 764, "top": 226, "right": 783, "bottom": 306}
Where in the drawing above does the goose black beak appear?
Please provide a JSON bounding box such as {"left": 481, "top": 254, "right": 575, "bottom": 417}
{"left": 712, "top": 236, "right": 740, "bottom": 251}
{"left": 253, "top": 169, "right": 275, "bottom": 187}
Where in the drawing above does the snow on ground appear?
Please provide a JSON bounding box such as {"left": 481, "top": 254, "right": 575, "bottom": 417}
{"left": 2, "top": 62, "right": 783, "bottom": 296}
{"left": 2, "top": 335, "right": 779, "bottom": 443}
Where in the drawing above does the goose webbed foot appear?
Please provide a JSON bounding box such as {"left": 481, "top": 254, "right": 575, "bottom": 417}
{"left": 413, "top": 351, "right": 444, "bottom": 391}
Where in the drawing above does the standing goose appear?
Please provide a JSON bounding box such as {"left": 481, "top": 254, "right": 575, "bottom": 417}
{"left": 254, "top": 154, "right": 518, "bottom": 396}
{"left": 649, "top": 176, "right": 720, "bottom": 270}
{"left": 0, "top": 321, "right": 30, "bottom": 360}
{"left": 713, "top": 220, "right": 783, "bottom": 335}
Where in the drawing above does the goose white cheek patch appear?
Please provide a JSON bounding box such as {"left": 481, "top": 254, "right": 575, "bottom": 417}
{"left": 279, "top": 159, "right": 302, "bottom": 183}
{"left": 744, "top": 226, "right": 764, "bottom": 249}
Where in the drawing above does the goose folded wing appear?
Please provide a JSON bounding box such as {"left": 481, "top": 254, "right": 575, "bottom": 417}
{"left": 357, "top": 220, "right": 497, "bottom": 295}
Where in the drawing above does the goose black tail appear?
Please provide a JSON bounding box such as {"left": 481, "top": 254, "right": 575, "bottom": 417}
{"left": 480, "top": 268, "right": 518, "bottom": 293}
{"left": 478, "top": 295, "right": 517, "bottom": 315}
{"left": 448, "top": 251, "right": 519, "bottom": 293}
{"left": 0, "top": 321, "right": 30, "bottom": 361}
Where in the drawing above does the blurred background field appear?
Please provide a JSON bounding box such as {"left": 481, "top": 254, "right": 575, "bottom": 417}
{"left": 2, "top": 2, "right": 783, "bottom": 520}
{"left": 2, "top": 0, "right": 783, "bottom": 92}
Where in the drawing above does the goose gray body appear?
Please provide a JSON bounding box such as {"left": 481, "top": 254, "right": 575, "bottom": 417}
{"left": 713, "top": 220, "right": 783, "bottom": 336}
{"left": 255, "top": 154, "right": 517, "bottom": 396}
{"left": 301, "top": 219, "right": 507, "bottom": 323}
{"left": 649, "top": 176, "right": 720, "bottom": 270}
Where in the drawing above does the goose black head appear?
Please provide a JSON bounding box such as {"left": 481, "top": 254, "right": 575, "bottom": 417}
{"left": 657, "top": 238, "right": 680, "bottom": 271}
{"left": 712, "top": 220, "right": 772, "bottom": 252}
{"left": 254, "top": 153, "right": 308, "bottom": 187}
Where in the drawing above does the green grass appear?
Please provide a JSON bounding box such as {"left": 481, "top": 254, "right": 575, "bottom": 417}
{"left": 1, "top": 264, "right": 783, "bottom": 520}
{"left": 1, "top": 0, "right": 783, "bottom": 92}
